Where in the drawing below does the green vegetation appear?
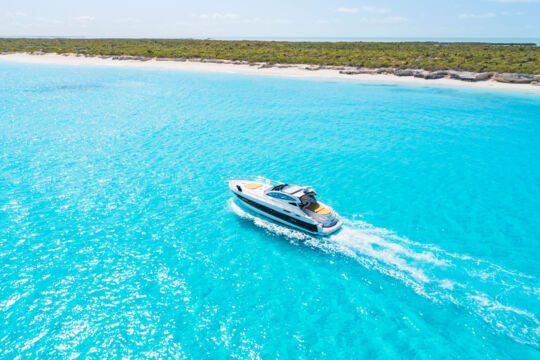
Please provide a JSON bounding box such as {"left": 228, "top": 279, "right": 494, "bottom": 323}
{"left": 1, "top": 38, "right": 539, "bottom": 74}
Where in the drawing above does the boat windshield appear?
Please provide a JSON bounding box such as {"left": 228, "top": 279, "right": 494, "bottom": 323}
{"left": 271, "top": 184, "right": 288, "bottom": 191}
{"left": 271, "top": 184, "right": 304, "bottom": 194}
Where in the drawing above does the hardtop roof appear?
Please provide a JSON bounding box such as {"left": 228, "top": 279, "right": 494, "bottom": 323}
{"left": 268, "top": 184, "right": 317, "bottom": 198}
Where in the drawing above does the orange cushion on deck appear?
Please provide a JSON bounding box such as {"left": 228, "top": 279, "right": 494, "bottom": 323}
{"left": 244, "top": 182, "right": 263, "bottom": 190}
{"left": 307, "top": 202, "right": 331, "bottom": 215}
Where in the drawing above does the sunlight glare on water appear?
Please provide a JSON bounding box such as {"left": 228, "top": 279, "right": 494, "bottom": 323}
{"left": 0, "top": 60, "right": 539, "bottom": 359}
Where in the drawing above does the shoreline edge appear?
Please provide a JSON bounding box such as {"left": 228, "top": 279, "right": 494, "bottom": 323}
{"left": 1, "top": 52, "right": 539, "bottom": 93}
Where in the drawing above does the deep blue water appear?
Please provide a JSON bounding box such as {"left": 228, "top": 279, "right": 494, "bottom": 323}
{"left": 0, "top": 60, "right": 539, "bottom": 359}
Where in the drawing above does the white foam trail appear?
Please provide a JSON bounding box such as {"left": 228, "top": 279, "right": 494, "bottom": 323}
{"left": 229, "top": 198, "right": 540, "bottom": 347}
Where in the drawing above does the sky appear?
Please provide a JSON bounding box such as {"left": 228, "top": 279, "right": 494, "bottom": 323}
{"left": 1, "top": 0, "right": 539, "bottom": 39}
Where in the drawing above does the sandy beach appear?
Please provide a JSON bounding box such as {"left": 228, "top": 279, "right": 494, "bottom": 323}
{"left": 1, "top": 52, "right": 539, "bottom": 93}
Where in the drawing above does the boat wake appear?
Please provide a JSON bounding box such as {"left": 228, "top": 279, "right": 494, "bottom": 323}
{"left": 229, "top": 198, "right": 540, "bottom": 347}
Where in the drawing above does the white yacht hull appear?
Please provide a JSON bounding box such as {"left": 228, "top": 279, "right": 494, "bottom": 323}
{"left": 229, "top": 180, "right": 342, "bottom": 236}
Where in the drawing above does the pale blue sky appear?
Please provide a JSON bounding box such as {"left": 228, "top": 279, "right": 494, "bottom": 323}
{"left": 1, "top": 0, "right": 539, "bottom": 38}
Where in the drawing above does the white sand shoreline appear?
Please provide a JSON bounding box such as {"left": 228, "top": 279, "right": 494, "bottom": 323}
{"left": 1, "top": 52, "right": 539, "bottom": 93}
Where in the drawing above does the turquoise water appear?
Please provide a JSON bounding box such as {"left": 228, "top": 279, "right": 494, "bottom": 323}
{"left": 0, "top": 60, "right": 539, "bottom": 359}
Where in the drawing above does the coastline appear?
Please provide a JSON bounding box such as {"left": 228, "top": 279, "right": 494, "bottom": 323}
{"left": 1, "top": 52, "right": 539, "bottom": 93}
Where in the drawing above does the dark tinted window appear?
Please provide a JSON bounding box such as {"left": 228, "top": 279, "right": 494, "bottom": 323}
{"left": 267, "top": 192, "right": 295, "bottom": 202}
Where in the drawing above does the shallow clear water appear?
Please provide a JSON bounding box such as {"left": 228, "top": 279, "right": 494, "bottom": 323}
{"left": 0, "top": 61, "right": 539, "bottom": 359}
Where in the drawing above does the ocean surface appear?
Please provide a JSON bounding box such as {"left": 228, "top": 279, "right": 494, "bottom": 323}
{"left": 0, "top": 60, "right": 539, "bottom": 359}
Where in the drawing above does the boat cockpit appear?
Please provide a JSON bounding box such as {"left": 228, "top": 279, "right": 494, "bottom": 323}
{"left": 265, "top": 183, "right": 330, "bottom": 214}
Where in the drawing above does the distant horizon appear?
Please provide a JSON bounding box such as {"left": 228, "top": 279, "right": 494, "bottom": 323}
{"left": 2, "top": 1, "right": 539, "bottom": 39}
{"left": 1, "top": 36, "right": 539, "bottom": 45}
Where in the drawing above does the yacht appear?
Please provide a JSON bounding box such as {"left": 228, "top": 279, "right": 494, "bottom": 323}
{"left": 228, "top": 179, "right": 342, "bottom": 236}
